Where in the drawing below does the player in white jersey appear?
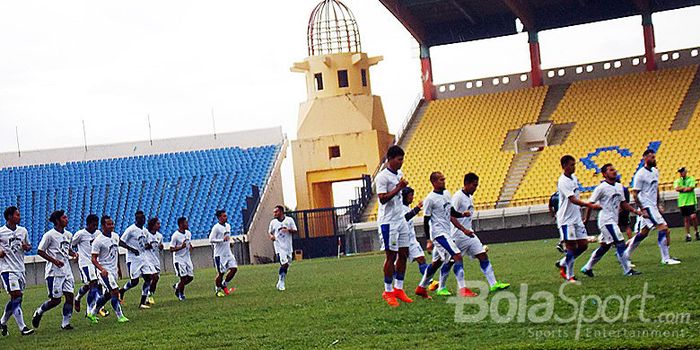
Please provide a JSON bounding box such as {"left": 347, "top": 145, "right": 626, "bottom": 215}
{"left": 580, "top": 164, "right": 645, "bottom": 277}
{"left": 118, "top": 210, "right": 155, "bottom": 309}
{"left": 415, "top": 172, "right": 477, "bottom": 299}
{"left": 624, "top": 149, "right": 681, "bottom": 265}
{"left": 210, "top": 210, "right": 238, "bottom": 297}
{"left": 268, "top": 205, "right": 298, "bottom": 291}
{"left": 170, "top": 217, "right": 194, "bottom": 301}
{"left": 554, "top": 155, "right": 600, "bottom": 282}
{"left": 0, "top": 206, "right": 34, "bottom": 336}
{"left": 400, "top": 187, "right": 441, "bottom": 291}
{"left": 32, "top": 210, "right": 77, "bottom": 330}
{"left": 86, "top": 215, "right": 129, "bottom": 324}
{"left": 375, "top": 146, "right": 414, "bottom": 307}
{"left": 71, "top": 214, "right": 104, "bottom": 315}
{"left": 446, "top": 173, "right": 510, "bottom": 293}
{"left": 145, "top": 217, "right": 164, "bottom": 305}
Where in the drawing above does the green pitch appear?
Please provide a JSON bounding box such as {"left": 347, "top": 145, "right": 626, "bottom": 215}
{"left": 2, "top": 229, "right": 699, "bottom": 349}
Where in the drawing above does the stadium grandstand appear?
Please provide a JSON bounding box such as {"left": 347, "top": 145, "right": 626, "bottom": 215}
{"left": 0, "top": 127, "right": 286, "bottom": 262}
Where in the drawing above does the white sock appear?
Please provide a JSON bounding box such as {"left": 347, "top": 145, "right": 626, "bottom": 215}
{"left": 480, "top": 261, "right": 497, "bottom": 287}
{"left": 384, "top": 282, "right": 393, "bottom": 292}
{"left": 394, "top": 279, "right": 404, "bottom": 290}
{"left": 13, "top": 306, "right": 26, "bottom": 330}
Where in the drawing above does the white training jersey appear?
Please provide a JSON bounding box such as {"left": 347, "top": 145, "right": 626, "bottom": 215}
{"left": 451, "top": 190, "right": 475, "bottom": 236}
{"left": 589, "top": 181, "right": 626, "bottom": 226}
{"left": 120, "top": 224, "right": 147, "bottom": 263}
{"left": 633, "top": 167, "right": 659, "bottom": 209}
{"left": 557, "top": 173, "right": 583, "bottom": 226}
{"left": 424, "top": 190, "right": 453, "bottom": 239}
{"left": 72, "top": 228, "right": 100, "bottom": 267}
{"left": 209, "top": 222, "right": 233, "bottom": 258}
{"left": 376, "top": 168, "right": 405, "bottom": 224}
{"left": 38, "top": 228, "right": 73, "bottom": 278}
{"left": 145, "top": 231, "right": 163, "bottom": 268}
{"left": 0, "top": 225, "right": 29, "bottom": 273}
{"left": 402, "top": 204, "right": 417, "bottom": 242}
{"left": 269, "top": 216, "right": 296, "bottom": 254}
{"left": 170, "top": 230, "right": 192, "bottom": 263}
{"left": 91, "top": 232, "right": 120, "bottom": 274}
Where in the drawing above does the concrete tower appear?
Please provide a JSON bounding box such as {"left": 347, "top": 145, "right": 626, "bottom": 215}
{"left": 291, "top": 0, "right": 394, "bottom": 210}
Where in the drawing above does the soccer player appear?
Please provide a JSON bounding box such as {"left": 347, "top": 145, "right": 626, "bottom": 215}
{"left": 170, "top": 217, "right": 194, "bottom": 301}
{"left": 209, "top": 210, "right": 238, "bottom": 297}
{"left": 32, "top": 210, "right": 76, "bottom": 330}
{"left": 86, "top": 215, "right": 129, "bottom": 324}
{"left": 624, "top": 150, "right": 681, "bottom": 265}
{"left": 554, "top": 155, "right": 600, "bottom": 282}
{"left": 415, "top": 171, "right": 476, "bottom": 299}
{"left": 268, "top": 205, "right": 297, "bottom": 291}
{"left": 450, "top": 173, "right": 510, "bottom": 292}
{"left": 375, "top": 145, "right": 413, "bottom": 307}
{"left": 617, "top": 177, "right": 634, "bottom": 240}
{"left": 145, "top": 217, "right": 164, "bottom": 304}
{"left": 580, "top": 164, "right": 644, "bottom": 277}
{"left": 0, "top": 206, "right": 34, "bottom": 336}
{"left": 674, "top": 167, "right": 698, "bottom": 241}
{"left": 118, "top": 210, "right": 155, "bottom": 309}
{"left": 71, "top": 214, "right": 105, "bottom": 316}
{"left": 401, "top": 187, "right": 439, "bottom": 292}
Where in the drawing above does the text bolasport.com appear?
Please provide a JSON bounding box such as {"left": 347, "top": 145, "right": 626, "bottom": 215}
{"left": 447, "top": 281, "right": 691, "bottom": 340}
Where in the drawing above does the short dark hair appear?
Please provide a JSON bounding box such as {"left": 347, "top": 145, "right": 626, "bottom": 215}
{"left": 386, "top": 145, "right": 404, "bottom": 160}
{"left": 177, "top": 217, "right": 187, "bottom": 226}
{"left": 147, "top": 217, "right": 159, "bottom": 231}
{"left": 274, "top": 205, "right": 285, "bottom": 213}
{"left": 215, "top": 209, "right": 226, "bottom": 218}
{"left": 642, "top": 149, "right": 655, "bottom": 157}
{"left": 3, "top": 206, "right": 18, "bottom": 221}
{"left": 560, "top": 155, "right": 575, "bottom": 167}
{"left": 135, "top": 210, "right": 145, "bottom": 217}
{"left": 49, "top": 210, "right": 65, "bottom": 225}
{"left": 401, "top": 187, "right": 414, "bottom": 206}
{"left": 86, "top": 214, "right": 99, "bottom": 226}
{"left": 429, "top": 171, "right": 442, "bottom": 183}
{"left": 101, "top": 215, "right": 112, "bottom": 226}
{"left": 601, "top": 163, "right": 613, "bottom": 174}
{"left": 464, "top": 173, "right": 479, "bottom": 184}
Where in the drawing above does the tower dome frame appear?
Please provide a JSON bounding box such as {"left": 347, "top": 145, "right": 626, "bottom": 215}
{"left": 307, "top": 0, "right": 362, "bottom": 56}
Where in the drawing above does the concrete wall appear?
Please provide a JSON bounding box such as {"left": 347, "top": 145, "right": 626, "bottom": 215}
{"left": 434, "top": 47, "right": 700, "bottom": 100}
{"left": 346, "top": 190, "right": 698, "bottom": 254}
{"left": 0, "top": 127, "right": 284, "bottom": 168}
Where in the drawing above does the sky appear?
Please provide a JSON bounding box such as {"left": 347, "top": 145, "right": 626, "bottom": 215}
{"left": 1, "top": 1, "right": 699, "bottom": 209}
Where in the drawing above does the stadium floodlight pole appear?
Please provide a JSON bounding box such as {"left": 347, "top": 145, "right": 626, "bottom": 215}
{"left": 15, "top": 126, "right": 21, "bottom": 157}
{"left": 82, "top": 119, "right": 88, "bottom": 152}
{"left": 147, "top": 114, "right": 153, "bottom": 146}
{"left": 211, "top": 107, "right": 217, "bottom": 140}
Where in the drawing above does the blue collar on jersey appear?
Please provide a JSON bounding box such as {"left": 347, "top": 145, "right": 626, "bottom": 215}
{"left": 433, "top": 189, "right": 444, "bottom": 195}
{"left": 385, "top": 166, "right": 398, "bottom": 175}
{"left": 644, "top": 166, "right": 653, "bottom": 172}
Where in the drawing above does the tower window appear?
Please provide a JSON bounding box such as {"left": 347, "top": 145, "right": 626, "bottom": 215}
{"left": 314, "top": 73, "right": 324, "bottom": 91}
{"left": 329, "top": 146, "right": 341, "bottom": 159}
{"left": 337, "top": 70, "right": 349, "bottom": 88}
{"left": 361, "top": 69, "right": 367, "bottom": 87}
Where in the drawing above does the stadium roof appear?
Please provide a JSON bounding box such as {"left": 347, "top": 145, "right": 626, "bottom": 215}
{"left": 379, "top": 0, "right": 700, "bottom": 47}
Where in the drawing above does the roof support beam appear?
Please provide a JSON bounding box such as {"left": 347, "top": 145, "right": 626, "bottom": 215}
{"left": 503, "top": 0, "right": 536, "bottom": 30}
{"left": 449, "top": 0, "right": 478, "bottom": 25}
{"left": 379, "top": 0, "right": 428, "bottom": 46}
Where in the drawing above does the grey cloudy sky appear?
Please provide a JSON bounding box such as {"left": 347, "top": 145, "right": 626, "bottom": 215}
{"left": 1, "top": 1, "right": 699, "bottom": 208}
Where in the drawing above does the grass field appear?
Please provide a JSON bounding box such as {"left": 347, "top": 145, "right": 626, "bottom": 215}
{"left": 1, "top": 228, "right": 699, "bottom": 349}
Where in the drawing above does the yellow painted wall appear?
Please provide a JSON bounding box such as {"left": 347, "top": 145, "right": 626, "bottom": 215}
{"left": 291, "top": 51, "right": 393, "bottom": 210}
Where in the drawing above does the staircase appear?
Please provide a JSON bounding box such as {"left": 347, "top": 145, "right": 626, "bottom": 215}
{"left": 670, "top": 67, "right": 700, "bottom": 131}
{"left": 495, "top": 152, "right": 540, "bottom": 208}
{"left": 547, "top": 122, "right": 576, "bottom": 146}
{"left": 537, "top": 83, "right": 569, "bottom": 123}
{"left": 397, "top": 100, "right": 429, "bottom": 149}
